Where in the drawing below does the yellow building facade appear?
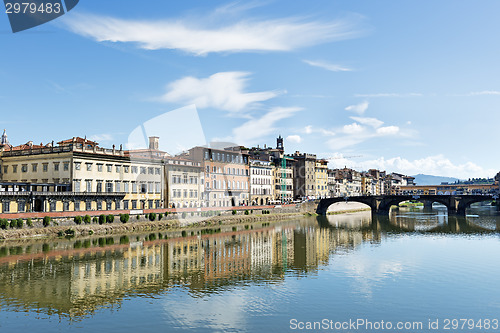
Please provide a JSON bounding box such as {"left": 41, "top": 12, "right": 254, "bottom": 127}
{"left": 0, "top": 136, "right": 164, "bottom": 213}
{"left": 314, "top": 159, "right": 328, "bottom": 199}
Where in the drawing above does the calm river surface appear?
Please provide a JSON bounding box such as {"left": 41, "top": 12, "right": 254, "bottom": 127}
{"left": 0, "top": 205, "right": 499, "bottom": 332}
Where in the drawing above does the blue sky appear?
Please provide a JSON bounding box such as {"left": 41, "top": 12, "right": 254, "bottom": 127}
{"left": 1, "top": 0, "right": 499, "bottom": 179}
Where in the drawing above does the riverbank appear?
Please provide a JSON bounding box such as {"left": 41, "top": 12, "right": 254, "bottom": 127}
{"left": 0, "top": 201, "right": 374, "bottom": 241}
{"left": 0, "top": 212, "right": 305, "bottom": 241}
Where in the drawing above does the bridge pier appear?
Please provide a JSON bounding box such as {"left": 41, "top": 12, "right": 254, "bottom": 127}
{"left": 423, "top": 200, "right": 433, "bottom": 209}
{"left": 373, "top": 209, "right": 390, "bottom": 216}
{"left": 446, "top": 209, "right": 466, "bottom": 216}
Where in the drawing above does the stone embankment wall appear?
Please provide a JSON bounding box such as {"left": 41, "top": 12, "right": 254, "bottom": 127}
{"left": 0, "top": 201, "right": 368, "bottom": 241}
{"left": 0, "top": 210, "right": 305, "bottom": 240}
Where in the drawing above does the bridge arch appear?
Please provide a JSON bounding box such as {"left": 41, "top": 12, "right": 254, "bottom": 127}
{"left": 379, "top": 197, "right": 452, "bottom": 212}
{"left": 317, "top": 195, "right": 497, "bottom": 216}
{"left": 457, "top": 196, "right": 497, "bottom": 214}
{"left": 316, "top": 197, "right": 377, "bottom": 215}
{"left": 326, "top": 201, "right": 372, "bottom": 214}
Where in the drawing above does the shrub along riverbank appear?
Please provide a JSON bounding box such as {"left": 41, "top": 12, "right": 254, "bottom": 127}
{"left": 0, "top": 211, "right": 305, "bottom": 241}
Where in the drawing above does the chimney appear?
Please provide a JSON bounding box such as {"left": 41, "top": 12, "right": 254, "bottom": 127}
{"left": 149, "top": 136, "right": 159, "bottom": 150}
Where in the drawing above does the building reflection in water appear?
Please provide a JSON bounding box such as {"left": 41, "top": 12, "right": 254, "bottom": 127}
{"left": 0, "top": 210, "right": 495, "bottom": 319}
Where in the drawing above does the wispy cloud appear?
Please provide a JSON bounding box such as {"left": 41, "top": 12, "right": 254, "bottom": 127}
{"left": 327, "top": 125, "right": 402, "bottom": 150}
{"left": 61, "top": 11, "right": 363, "bottom": 56}
{"left": 156, "top": 72, "right": 281, "bottom": 114}
{"left": 345, "top": 101, "right": 369, "bottom": 115}
{"left": 354, "top": 93, "right": 423, "bottom": 98}
{"left": 213, "top": 1, "right": 266, "bottom": 15}
{"left": 46, "top": 80, "right": 93, "bottom": 95}
{"left": 303, "top": 125, "right": 335, "bottom": 136}
{"left": 461, "top": 90, "right": 500, "bottom": 96}
{"left": 231, "top": 106, "right": 301, "bottom": 145}
{"left": 89, "top": 133, "right": 114, "bottom": 143}
{"left": 290, "top": 94, "right": 334, "bottom": 98}
{"left": 302, "top": 59, "right": 352, "bottom": 72}
{"left": 327, "top": 136, "right": 366, "bottom": 150}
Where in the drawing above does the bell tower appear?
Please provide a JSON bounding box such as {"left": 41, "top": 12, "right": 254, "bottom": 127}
{"left": 276, "top": 135, "right": 284, "bottom": 151}
{"left": 149, "top": 136, "right": 159, "bottom": 150}
{"left": 0, "top": 129, "right": 9, "bottom": 147}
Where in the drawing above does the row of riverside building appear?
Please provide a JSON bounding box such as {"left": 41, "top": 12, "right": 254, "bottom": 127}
{"left": 0, "top": 129, "right": 453, "bottom": 215}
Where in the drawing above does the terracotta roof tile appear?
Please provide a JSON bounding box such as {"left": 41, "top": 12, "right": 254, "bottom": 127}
{"left": 57, "top": 137, "right": 98, "bottom": 146}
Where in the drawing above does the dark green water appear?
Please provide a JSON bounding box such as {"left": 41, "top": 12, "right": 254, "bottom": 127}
{"left": 0, "top": 205, "right": 499, "bottom": 332}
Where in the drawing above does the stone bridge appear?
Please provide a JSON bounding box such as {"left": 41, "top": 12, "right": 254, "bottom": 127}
{"left": 316, "top": 194, "right": 498, "bottom": 216}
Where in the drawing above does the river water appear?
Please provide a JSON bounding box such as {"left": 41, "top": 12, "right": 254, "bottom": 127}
{"left": 0, "top": 205, "right": 499, "bottom": 332}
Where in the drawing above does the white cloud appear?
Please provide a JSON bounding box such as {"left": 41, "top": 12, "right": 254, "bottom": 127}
{"left": 157, "top": 72, "right": 280, "bottom": 113}
{"left": 327, "top": 118, "right": 405, "bottom": 150}
{"left": 62, "top": 12, "right": 362, "bottom": 56}
{"left": 343, "top": 123, "right": 365, "bottom": 134}
{"left": 350, "top": 116, "right": 383, "bottom": 128}
{"left": 231, "top": 107, "right": 301, "bottom": 145}
{"left": 286, "top": 135, "right": 302, "bottom": 143}
{"left": 354, "top": 93, "right": 423, "bottom": 98}
{"left": 304, "top": 125, "right": 313, "bottom": 134}
{"left": 376, "top": 126, "right": 399, "bottom": 135}
{"left": 345, "top": 101, "right": 369, "bottom": 115}
{"left": 358, "top": 155, "right": 496, "bottom": 179}
{"left": 302, "top": 59, "right": 352, "bottom": 72}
